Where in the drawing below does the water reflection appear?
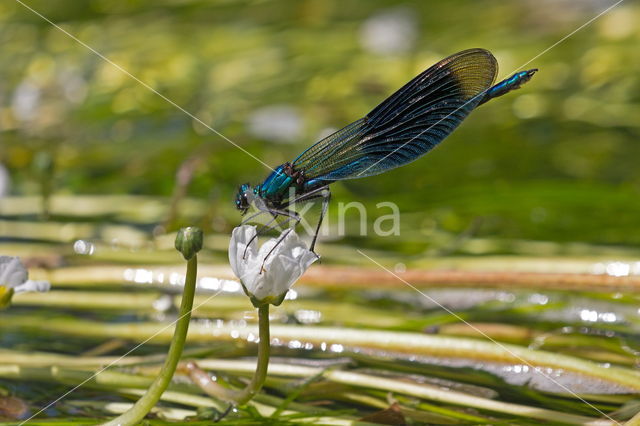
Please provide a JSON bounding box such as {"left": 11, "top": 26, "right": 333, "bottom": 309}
{"left": 294, "top": 309, "right": 322, "bottom": 324}
{"left": 592, "top": 261, "right": 640, "bottom": 276}
{"left": 122, "top": 267, "right": 244, "bottom": 295}
{"left": 198, "top": 276, "right": 240, "bottom": 293}
{"left": 528, "top": 293, "right": 549, "bottom": 305}
{"left": 73, "top": 239, "right": 95, "bottom": 255}
{"left": 152, "top": 294, "right": 173, "bottom": 313}
{"left": 579, "top": 309, "right": 617, "bottom": 323}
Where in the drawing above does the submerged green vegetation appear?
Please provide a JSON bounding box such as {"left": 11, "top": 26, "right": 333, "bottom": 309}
{"left": 1, "top": 0, "right": 640, "bottom": 424}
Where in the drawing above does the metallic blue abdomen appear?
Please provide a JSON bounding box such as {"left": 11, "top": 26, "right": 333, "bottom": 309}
{"left": 480, "top": 69, "right": 537, "bottom": 105}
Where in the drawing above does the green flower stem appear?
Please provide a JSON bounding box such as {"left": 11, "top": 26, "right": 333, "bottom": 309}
{"left": 233, "top": 304, "right": 270, "bottom": 405}
{"left": 186, "top": 305, "right": 271, "bottom": 406}
{"left": 101, "top": 254, "right": 198, "bottom": 426}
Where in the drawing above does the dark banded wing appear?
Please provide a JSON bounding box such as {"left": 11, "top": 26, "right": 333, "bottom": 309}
{"left": 292, "top": 48, "right": 498, "bottom": 181}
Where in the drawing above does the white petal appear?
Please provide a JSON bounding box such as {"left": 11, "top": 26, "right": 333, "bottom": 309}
{"left": 256, "top": 236, "right": 280, "bottom": 266}
{"left": 250, "top": 273, "right": 271, "bottom": 300}
{"left": 263, "top": 229, "right": 318, "bottom": 297}
{"left": 235, "top": 225, "right": 258, "bottom": 247}
{"left": 228, "top": 225, "right": 257, "bottom": 279}
{"left": 0, "top": 256, "right": 28, "bottom": 288}
{"left": 266, "top": 249, "right": 294, "bottom": 295}
{"left": 243, "top": 267, "right": 262, "bottom": 295}
{"left": 14, "top": 280, "right": 50, "bottom": 294}
{"left": 297, "top": 248, "right": 319, "bottom": 271}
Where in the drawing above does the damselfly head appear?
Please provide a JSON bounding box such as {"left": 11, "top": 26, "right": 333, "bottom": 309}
{"left": 235, "top": 183, "right": 253, "bottom": 215}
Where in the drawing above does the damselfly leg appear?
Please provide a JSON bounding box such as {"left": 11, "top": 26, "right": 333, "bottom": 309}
{"left": 242, "top": 214, "right": 278, "bottom": 260}
{"left": 311, "top": 190, "right": 330, "bottom": 252}
{"left": 243, "top": 186, "right": 331, "bottom": 268}
{"left": 283, "top": 186, "right": 331, "bottom": 253}
{"left": 260, "top": 228, "right": 294, "bottom": 273}
{"left": 242, "top": 210, "right": 300, "bottom": 259}
{"left": 241, "top": 209, "right": 269, "bottom": 225}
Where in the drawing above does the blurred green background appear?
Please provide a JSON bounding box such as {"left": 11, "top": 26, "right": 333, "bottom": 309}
{"left": 1, "top": 0, "right": 639, "bottom": 251}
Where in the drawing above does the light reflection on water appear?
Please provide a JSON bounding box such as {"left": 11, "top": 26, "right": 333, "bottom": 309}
{"left": 294, "top": 309, "right": 322, "bottom": 324}
{"left": 198, "top": 276, "right": 240, "bottom": 293}
{"left": 152, "top": 294, "right": 173, "bottom": 312}
{"left": 115, "top": 265, "right": 640, "bottom": 331}
{"left": 288, "top": 340, "right": 303, "bottom": 349}
{"left": 591, "top": 261, "right": 640, "bottom": 276}
{"left": 120, "top": 267, "right": 303, "bottom": 300}
{"left": 528, "top": 293, "right": 549, "bottom": 305}
{"left": 579, "top": 309, "right": 618, "bottom": 323}
{"left": 537, "top": 297, "right": 636, "bottom": 326}
{"left": 122, "top": 267, "right": 243, "bottom": 295}
{"left": 73, "top": 239, "right": 95, "bottom": 255}
{"left": 372, "top": 287, "right": 637, "bottom": 327}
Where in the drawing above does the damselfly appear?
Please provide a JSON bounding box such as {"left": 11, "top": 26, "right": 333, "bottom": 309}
{"left": 235, "top": 48, "right": 537, "bottom": 252}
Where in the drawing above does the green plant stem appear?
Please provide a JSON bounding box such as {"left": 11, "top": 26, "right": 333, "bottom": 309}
{"left": 0, "top": 360, "right": 612, "bottom": 426}
{"left": 323, "top": 370, "right": 613, "bottom": 426}
{"left": 0, "top": 365, "right": 355, "bottom": 425}
{"left": 10, "top": 317, "right": 639, "bottom": 391}
{"left": 233, "top": 304, "right": 270, "bottom": 405}
{"left": 69, "top": 400, "right": 197, "bottom": 422}
{"left": 626, "top": 410, "right": 640, "bottom": 426}
{"left": 181, "top": 360, "right": 620, "bottom": 424}
{"left": 12, "top": 290, "right": 410, "bottom": 328}
{"left": 100, "top": 255, "right": 198, "bottom": 426}
{"left": 183, "top": 305, "right": 271, "bottom": 405}
{"left": 21, "top": 261, "right": 640, "bottom": 293}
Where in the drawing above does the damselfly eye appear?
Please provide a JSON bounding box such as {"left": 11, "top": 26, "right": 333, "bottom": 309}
{"left": 235, "top": 184, "right": 251, "bottom": 213}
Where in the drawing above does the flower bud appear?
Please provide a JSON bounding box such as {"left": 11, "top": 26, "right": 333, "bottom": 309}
{"left": 175, "top": 227, "right": 204, "bottom": 260}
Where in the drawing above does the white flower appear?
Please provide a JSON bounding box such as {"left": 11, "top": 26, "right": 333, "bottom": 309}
{"left": 0, "top": 256, "right": 51, "bottom": 309}
{"left": 229, "top": 225, "right": 317, "bottom": 307}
